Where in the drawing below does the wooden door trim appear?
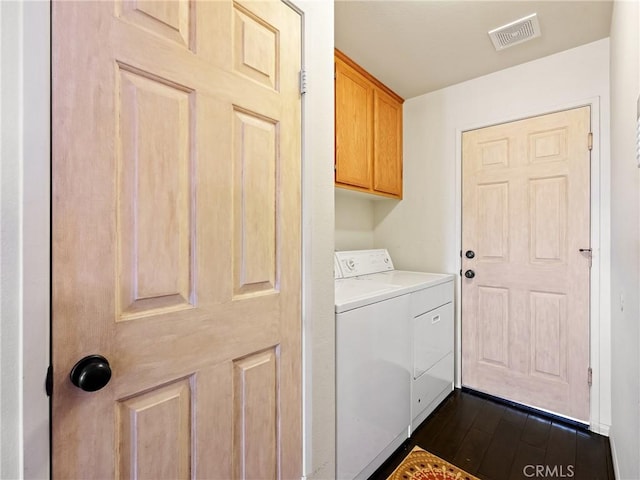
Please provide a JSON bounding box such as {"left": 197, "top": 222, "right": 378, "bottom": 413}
{"left": 453, "top": 98, "right": 609, "bottom": 434}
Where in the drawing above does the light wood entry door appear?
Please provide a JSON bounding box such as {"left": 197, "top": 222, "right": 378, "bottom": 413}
{"left": 461, "top": 107, "right": 591, "bottom": 422}
{"left": 52, "top": 1, "right": 301, "bottom": 478}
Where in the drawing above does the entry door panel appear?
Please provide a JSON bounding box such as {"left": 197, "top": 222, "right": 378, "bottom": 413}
{"left": 52, "top": 1, "right": 301, "bottom": 478}
{"left": 461, "top": 107, "right": 591, "bottom": 422}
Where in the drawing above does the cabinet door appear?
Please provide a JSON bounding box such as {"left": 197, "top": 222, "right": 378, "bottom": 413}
{"left": 373, "top": 88, "right": 403, "bottom": 197}
{"left": 413, "top": 303, "right": 454, "bottom": 378}
{"left": 335, "top": 58, "right": 372, "bottom": 189}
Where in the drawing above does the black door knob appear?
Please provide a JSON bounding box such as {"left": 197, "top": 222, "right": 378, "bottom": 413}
{"left": 464, "top": 269, "right": 475, "bottom": 279}
{"left": 70, "top": 355, "right": 112, "bottom": 392}
{"left": 465, "top": 250, "right": 475, "bottom": 259}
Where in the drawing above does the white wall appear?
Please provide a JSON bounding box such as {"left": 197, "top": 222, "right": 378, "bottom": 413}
{"left": 335, "top": 190, "right": 376, "bottom": 250}
{"left": 294, "top": 1, "right": 336, "bottom": 478}
{"left": 374, "top": 39, "right": 612, "bottom": 433}
{"left": 608, "top": 1, "right": 640, "bottom": 477}
{"left": 2, "top": 1, "right": 336, "bottom": 479}
{"left": 1, "top": 2, "right": 23, "bottom": 477}
{"left": 1, "top": 1, "right": 50, "bottom": 479}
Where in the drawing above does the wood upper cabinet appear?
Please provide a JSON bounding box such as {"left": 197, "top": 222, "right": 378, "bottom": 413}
{"left": 373, "top": 88, "right": 403, "bottom": 196}
{"left": 335, "top": 49, "right": 404, "bottom": 199}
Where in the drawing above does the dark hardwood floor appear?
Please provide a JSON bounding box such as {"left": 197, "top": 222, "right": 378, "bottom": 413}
{"left": 368, "top": 389, "right": 615, "bottom": 480}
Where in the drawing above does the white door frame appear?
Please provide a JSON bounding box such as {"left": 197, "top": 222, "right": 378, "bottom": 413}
{"left": 6, "top": 1, "right": 336, "bottom": 478}
{"left": 454, "top": 97, "right": 610, "bottom": 435}
{"left": 1, "top": 1, "right": 51, "bottom": 478}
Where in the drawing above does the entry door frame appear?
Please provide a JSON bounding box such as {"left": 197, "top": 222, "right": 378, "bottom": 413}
{"left": 455, "top": 97, "right": 608, "bottom": 434}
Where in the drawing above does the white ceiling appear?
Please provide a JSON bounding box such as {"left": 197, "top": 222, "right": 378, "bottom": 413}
{"left": 335, "top": 0, "right": 613, "bottom": 99}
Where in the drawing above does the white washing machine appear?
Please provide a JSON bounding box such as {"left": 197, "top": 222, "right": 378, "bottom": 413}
{"left": 335, "top": 249, "right": 454, "bottom": 479}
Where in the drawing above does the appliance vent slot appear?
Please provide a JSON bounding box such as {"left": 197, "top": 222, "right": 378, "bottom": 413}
{"left": 488, "top": 13, "right": 541, "bottom": 51}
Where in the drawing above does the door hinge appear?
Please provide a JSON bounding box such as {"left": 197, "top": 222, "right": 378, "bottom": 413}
{"left": 588, "top": 132, "right": 593, "bottom": 151}
{"left": 299, "top": 69, "right": 307, "bottom": 95}
{"left": 46, "top": 365, "right": 53, "bottom": 397}
{"left": 588, "top": 367, "right": 593, "bottom": 387}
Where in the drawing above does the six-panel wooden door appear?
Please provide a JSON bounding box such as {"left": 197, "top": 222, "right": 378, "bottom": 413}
{"left": 52, "top": 1, "right": 302, "bottom": 477}
{"left": 462, "top": 107, "right": 591, "bottom": 422}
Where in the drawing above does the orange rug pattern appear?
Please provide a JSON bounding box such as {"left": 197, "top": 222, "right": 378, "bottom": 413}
{"left": 387, "top": 446, "right": 480, "bottom": 480}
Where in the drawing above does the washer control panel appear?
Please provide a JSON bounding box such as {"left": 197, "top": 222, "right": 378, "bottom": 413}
{"left": 334, "top": 256, "right": 343, "bottom": 279}
{"left": 335, "top": 249, "right": 394, "bottom": 278}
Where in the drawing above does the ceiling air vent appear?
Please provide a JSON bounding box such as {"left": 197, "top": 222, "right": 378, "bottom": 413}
{"left": 488, "top": 13, "right": 541, "bottom": 51}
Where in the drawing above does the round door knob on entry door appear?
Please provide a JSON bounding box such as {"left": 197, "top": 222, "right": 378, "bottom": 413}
{"left": 70, "top": 355, "right": 112, "bottom": 392}
{"left": 464, "top": 270, "right": 475, "bottom": 279}
{"left": 465, "top": 250, "right": 475, "bottom": 259}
